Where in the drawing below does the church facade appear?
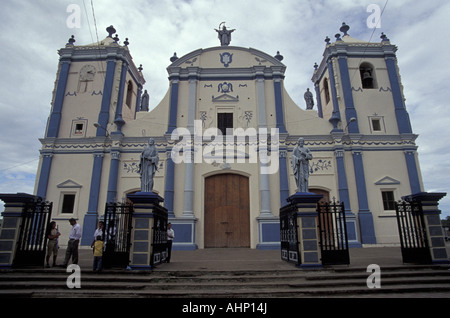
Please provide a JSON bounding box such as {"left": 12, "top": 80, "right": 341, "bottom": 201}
{"left": 34, "top": 23, "right": 424, "bottom": 249}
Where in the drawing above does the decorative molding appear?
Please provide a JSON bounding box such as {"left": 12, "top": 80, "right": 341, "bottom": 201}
{"left": 375, "top": 176, "right": 401, "bottom": 185}
{"left": 57, "top": 179, "right": 82, "bottom": 188}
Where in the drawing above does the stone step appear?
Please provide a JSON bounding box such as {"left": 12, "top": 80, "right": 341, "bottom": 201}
{"left": 1, "top": 266, "right": 449, "bottom": 298}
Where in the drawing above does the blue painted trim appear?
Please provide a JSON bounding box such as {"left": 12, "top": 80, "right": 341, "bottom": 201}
{"left": 47, "top": 61, "right": 70, "bottom": 138}
{"left": 106, "top": 154, "right": 120, "bottom": 203}
{"left": 81, "top": 154, "right": 104, "bottom": 246}
{"left": 279, "top": 152, "right": 290, "bottom": 205}
{"left": 314, "top": 83, "right": 323, "bottom": 118}
{"left": 326, "top": 61, "right": 341, "bottom": 131}
{"left": 385, "top": 57, "right": 412, "bottom": 134}
{"left": 273, "top": 80, "right": 287, "bottom": 133}
{"left": 97, "top": 60, "right": 116, "bottom": 137}
{"left": 337, "top": 57, "right": 359, "bottom": 133}
{"left": 352, "top": 151, "right": 376, "bottom": 244}
{"left": 113, "top": 62, "right": 128, "bottom": 133}
{"left": 87, "top": 154, "right": 104, "bottom": 212}
{"left": 36, "top": 155, "right": 53, "bottom": 199}
{"left": 404, "top": 151, "right": 422, "bottom": 194}
{"left": 164, "top": 155, "right": 175, "bottom": 217}
{"left": 166, "top": 81, "right": 179, "bottom": 134}
{"left": 135, "top": 86, "right": 142, "bottom": 116}
{"left": 335, "top": 150, "right": 351, "bottom": 212}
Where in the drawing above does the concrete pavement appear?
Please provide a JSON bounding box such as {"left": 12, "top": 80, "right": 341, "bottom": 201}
{"left": 64, "top": 243, "right": 450, "bottom": 272}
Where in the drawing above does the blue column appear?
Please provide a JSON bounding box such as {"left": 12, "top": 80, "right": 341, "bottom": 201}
{"left": 166, "top": 80, "right": 179, "bottom": 134}
{"left": 135, "top": 85, "right": 143, "bottom": 115}
{"left": 36, "top": 154, "right": 53, "bottom": 199}
{"left": 337, "top": 56, "right": 359, "bottom": 133}
{"left": 279, "top": 150, "right": 290, "bottom": 205}
{"left": 113, "top": 61, "right": 128, "bottom": 134}
{"left": 47, "top": 61, "right": 70, "bottom": 138}
{"left": 327, "top": 61, "right": 342, "bottom": 131}
{"left": 385, "top": 57, "right": 413, "bottom": 134}
{"left": 335, "top": 149, "right": 361, "bottom": 247}
{"left": 81, "top": 153, "right": 104, "bottom": 246}
{"left": 404, "top": 150, "right": 422, "bottom": 194}
{"left": 164, "top": 151, "right": 175, "bottom": 217}
{"left": 96, "top": 59, "right": 116, "bottom": 137}
{"left": 314, "top": 82, "right": 323, "bottom": 118}
{"left": 352, "top": 151, "right": 376, "bottom": 244}
{"left": 106, "top": 151, "right": 120, "bottom": 203}
{"left": 273, "top": 79, "right": 287, "bottom": 133}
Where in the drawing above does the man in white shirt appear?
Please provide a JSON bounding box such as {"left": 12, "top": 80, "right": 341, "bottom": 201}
{"left": 62, "top": 218, "right": 82, "bottom": 267}
{"left": 166, "top": 223, "right": 174, "bottom": 263}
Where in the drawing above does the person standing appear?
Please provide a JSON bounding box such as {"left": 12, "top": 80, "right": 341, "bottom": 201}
{"left": 62, "top": 218, "right": 82, "bottom": 267}
{"left": 92, "top": 235, "right": 104, "bottom": 272}
{"left": 166, "top": 223, "right": 174, "bottom": 263}
{"left": 91, "top": 221, "right": 104, "bottom": 249}
{"left": 45, "top": 221, "right": 60, "bottom": 268}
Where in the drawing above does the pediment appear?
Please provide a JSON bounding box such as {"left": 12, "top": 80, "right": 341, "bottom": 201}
{"left": 57, "top": 179, "right": 82, "bottom": 188}
{"left": 374, "top": 176, "right": 400, "bottom": 185}
{"left": 212, "top": 93, "right": 239, "bottom": 103}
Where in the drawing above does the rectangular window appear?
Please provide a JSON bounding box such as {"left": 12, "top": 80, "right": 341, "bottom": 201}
{"left": 381, "top": 191, "right": 395, "bottom": 211}
{"left": 217, "top": 113, "right": 233, "bottom": 135}
{"left": 61, "top": 194, "right": 76, "bottom": 214}
{"left": 75, "top": 123, "right": 84, "bottom": 134}
{"left": 372, "top": 119, "right": 381, "bottom": 131}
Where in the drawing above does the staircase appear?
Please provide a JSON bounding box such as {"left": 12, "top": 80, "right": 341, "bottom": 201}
{"left": 1, "top": 265, "right": 450, "bottom": 298}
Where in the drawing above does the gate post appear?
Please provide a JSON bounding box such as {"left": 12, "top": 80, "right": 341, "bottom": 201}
{"left": 126, "top": 192, "right": 167, "bottom": 270}
{"left": 0, "top": 193, "right": 39, "bottom": 268}
{"left": 286, "top": 192, "right": 323, "bottom": 269}
{"left": 403, "top": 192, "right": 449, "bottom": 264}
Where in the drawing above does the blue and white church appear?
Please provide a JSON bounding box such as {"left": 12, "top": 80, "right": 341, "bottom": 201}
{"left": 34, "top": 23, "right": 424, "bottom": 250}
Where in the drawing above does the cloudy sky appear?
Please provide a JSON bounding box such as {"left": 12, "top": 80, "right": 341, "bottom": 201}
{"left": 1, "top": 0, "right": 449, "bottom": 218}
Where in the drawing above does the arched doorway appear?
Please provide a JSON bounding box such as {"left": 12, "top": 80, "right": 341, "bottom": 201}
{"left": 204, "top": 173, "right": 250, "bottom": 248}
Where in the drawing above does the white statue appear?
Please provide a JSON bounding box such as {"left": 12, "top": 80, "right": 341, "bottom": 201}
{"left": 139, "top": 138, "right": 159, "bottom": 192}
{"left": 291, "top": 137, "right": 312, "bottom": 193}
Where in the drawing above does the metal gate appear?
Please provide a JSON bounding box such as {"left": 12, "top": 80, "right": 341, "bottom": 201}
{"left": 317, "top": 201, "right": 350, "bottom": 265}
{"left": 103, "top": 202, "right": 133, "bottom": 268}
{"left": 14, "top": 200, "right": 53, "bottom": 267}
{"left": 395, "top": 200, "right": 431, "bottom": 264}
{"left": 280, "top": 204, "right": 300, "bottom": 266}
{"left": 151, "top": 204, "right": 168, "bottom": 267}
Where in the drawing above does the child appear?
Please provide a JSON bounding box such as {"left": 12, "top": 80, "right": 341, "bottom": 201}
{"left": 92, "top": 235, "right": 104, "bottom": 272}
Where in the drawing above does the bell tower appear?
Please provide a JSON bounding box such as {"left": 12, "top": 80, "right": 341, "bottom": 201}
{"left": 312, "top": 22, "right": 413, "bottom": 136}
{"left": 36, "top": 25, "right": 146, "bottom": 246}
{"left": 311, "top": 23, "right": 421, "bottom": 245}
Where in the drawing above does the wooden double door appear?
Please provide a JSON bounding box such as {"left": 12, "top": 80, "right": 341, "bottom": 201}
{"left": 204, "top": 174, "right": 250, "bottom": 248}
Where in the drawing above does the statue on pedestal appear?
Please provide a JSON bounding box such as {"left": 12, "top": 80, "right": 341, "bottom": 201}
{"left": 139, "top": 138, "right": 159, "bottom": 192}
{"left": 291, "top": 137, "right": 312, "bottom": 193}
{"left": 215, "top": 22, "right": 235, "bottom": 46}
{"left": 304, "top": 88, "right": 314, "bottom": 110}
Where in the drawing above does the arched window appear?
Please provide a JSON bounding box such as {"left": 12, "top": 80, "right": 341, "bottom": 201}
{"left": 125, "top": 81, "right": 133, "bottom": 108}
{"left": 323, "top": 78, "right": 331, "bottom": 104}
{"left": 360, "top": 63, "right": 377, "bottom": 89}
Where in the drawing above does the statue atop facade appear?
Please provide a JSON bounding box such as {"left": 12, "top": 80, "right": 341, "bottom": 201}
{"left": 139, "top": 138, "right": 159, "bottom": 192}
{"left": 291, "top": 137, "right": 313, "bottom": 193}
{"left": 140, "top": 90, "right": 149, "bottom": 111}
{"left": 215, "top": 22, "right": 235, "bottom": 46}
{"left": 304, "top": 88, "right": 314, "bottom": 110}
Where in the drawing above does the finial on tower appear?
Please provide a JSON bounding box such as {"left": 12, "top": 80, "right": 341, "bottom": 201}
{"left": 106, "top": 25, "right": 116, "bottom": 38}
{"left": 340, "top": 22, "right": 350, "bottom": 36}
